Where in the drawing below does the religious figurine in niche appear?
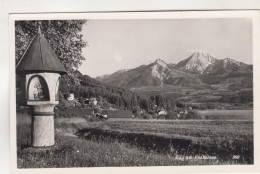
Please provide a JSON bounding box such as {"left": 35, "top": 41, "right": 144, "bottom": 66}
{"left": 33, "top": 82, "right": 45, "bottom": 100}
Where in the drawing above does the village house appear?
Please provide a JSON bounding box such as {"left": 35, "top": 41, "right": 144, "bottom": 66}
{"left": 67, "top": 93, "right": 75, "bottom": 101}
{"left": 89, "top": 97, "right": 98, "bottom": 105}
{"left": 179, "top": 110, "right": 188, "bottom": 114}
{"left": 83, "top": 97, "right": 98, "bottom": 106}
{"left": 158, "top": 108, "right": 167, "bottom": 115}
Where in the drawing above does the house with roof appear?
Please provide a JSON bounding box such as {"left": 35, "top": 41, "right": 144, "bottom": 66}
{"left": 67, "top": 93, "right": 75, "bottom": 101}
{"left": 89, "top": 97, "right": 97, "bottom": 105}
{"left": 157, "top": 108, "right": 167, "bottom": 115}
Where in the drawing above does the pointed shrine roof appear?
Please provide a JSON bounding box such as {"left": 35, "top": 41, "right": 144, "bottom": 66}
{"left": 16, "top": 27, "right": 67, "bottom": 75}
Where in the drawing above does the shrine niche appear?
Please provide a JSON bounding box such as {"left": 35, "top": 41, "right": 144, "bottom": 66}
{"left": 55, "top": 77, "right": 60, "bottom": 101}
{"left": 27, "top": 75, "right": 49, "bottom": 101}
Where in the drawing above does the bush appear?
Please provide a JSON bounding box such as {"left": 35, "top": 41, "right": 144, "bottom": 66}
{"left": 165, "top": 114, "right": 178, "bottom": 120}
{"left": 148, "top": 110, "right": 155, "bottom": 115}
{"left": 94, "top": 107, "right": 102, "bottom": 114}
{"left": 84, "top": 114, "right": 99, "bottom": 122}
{"left": 152, "top": 113, "right": 159, "bottom": 119}
{"left": 54, "top": 108, "right": 94, "bottom": 118}
{"left": 142, "top": 113, "right": 153, "bottom": 119}
{"left": 182, "top": 110, "right": 201, "bottom": 119}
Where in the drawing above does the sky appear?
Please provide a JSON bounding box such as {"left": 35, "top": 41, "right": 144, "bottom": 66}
{"left": 78, "top": 18, "right": 252, "bottom": 78}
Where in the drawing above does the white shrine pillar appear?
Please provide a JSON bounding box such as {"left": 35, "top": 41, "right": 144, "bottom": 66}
{"left": 26, "top": 73, "right": 60, "bottom": 146}
{"left": 16, "top": 26, "right": 66, "bottom": 147}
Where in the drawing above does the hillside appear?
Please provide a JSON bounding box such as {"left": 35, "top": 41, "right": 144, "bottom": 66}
{"left": 57, "top": 70, "right": 179, "bottom": 112}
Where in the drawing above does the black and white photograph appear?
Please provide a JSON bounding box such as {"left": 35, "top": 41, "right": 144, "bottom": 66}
{"left": 9, "top": 11, "right": 260, "bottom": 173}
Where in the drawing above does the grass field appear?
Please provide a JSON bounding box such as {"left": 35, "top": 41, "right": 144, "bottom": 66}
{"left": 197, "top": 110, "right": 253, "bottom": 120}
{"left": 16, "top": 111, "right": 253, "bottom": 168}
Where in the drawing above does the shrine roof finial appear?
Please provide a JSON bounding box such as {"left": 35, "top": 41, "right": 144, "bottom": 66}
{"left": 37, "top": 24, "right": 41, "bottom": 34}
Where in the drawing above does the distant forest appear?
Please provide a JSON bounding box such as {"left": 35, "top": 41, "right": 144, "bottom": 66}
{"left": 60, "top": 71, "right": 178, "bottom": 112}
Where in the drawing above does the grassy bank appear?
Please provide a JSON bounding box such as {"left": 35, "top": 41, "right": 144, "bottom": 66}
{"left": 79, "top": 119, "right": 253, "bottom": 163}
{"left": 17, "top": 112, "right": 253, "bottom": 168}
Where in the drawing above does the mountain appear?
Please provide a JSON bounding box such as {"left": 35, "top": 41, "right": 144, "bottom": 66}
{"left": 96, "top": 69, "right": 129, "bottom": 82}
{"left": 174, "top": 51, "right": 252, "bottom": 75}
{"left": 175, "top": 51, "right": 218, "bottom": 74}
{"left": 202, "top": 57, "right": 252, "bottom": 85}
{"left": 96, "top": 58, "right": 203, "bottom": 88}
{"left": 95, "top": 51, "right": 252, "bottom": 89}
{"left": 96, "top": 59, "right": 170, "bottom": 88}
{"left": 205, "top": 57, "right": 252, "bottom": 73}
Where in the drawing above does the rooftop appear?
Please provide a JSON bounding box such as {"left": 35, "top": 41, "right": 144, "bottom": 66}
{"left": 16, "top": 26, "right": 67, "bottom": 75}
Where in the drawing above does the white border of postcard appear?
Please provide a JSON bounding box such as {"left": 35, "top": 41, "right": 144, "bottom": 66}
{"left": 9, "top": 10, "right": 260, "bottom": 174}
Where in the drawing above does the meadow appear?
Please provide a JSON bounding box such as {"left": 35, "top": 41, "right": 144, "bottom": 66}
{"left": 197, "top": 110, "right": 253, "bottom": 120}
{"left": 16, "top": 110, "right": 253, "bottom": 168}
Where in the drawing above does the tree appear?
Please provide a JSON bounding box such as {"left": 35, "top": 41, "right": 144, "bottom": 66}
{"left": 15, "top": 20, "right": 87, "bottom": 84}
{"left": 93, "top": 106, "right": 102, "bottom": 114}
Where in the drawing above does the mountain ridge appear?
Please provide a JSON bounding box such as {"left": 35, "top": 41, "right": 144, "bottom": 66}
{"left": 95, "top": 51, "right": 252, "bottom": 89}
